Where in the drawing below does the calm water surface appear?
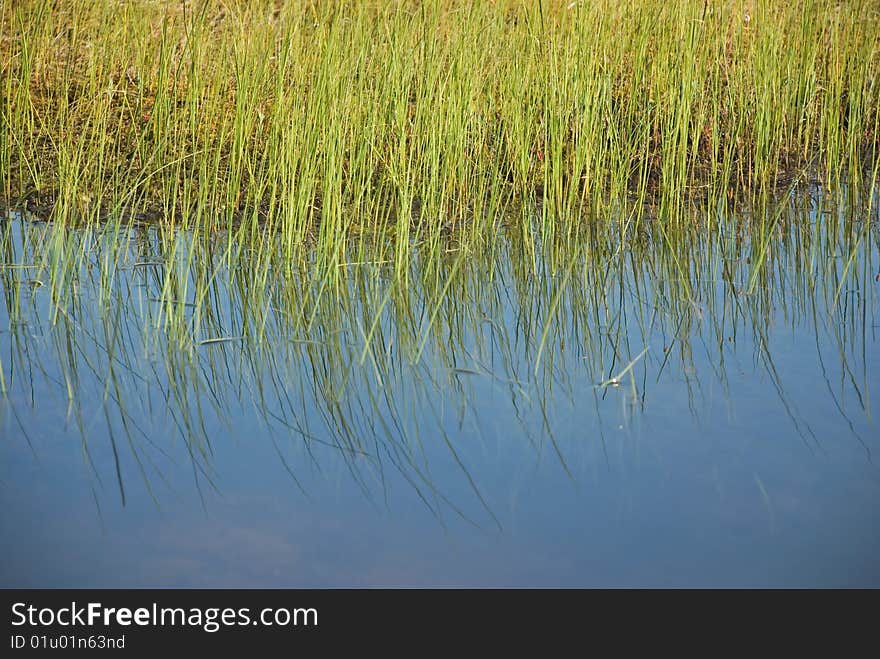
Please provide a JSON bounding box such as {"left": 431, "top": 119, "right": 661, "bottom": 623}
{"left": 1, "top": 194, "right": 878, "bottom": 586}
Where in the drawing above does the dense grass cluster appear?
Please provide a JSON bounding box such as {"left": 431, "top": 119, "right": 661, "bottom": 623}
{"left": 2, "top": 0, "right": 879, "bottom": 247}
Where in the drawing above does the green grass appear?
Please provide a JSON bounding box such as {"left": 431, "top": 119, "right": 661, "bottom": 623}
{"left": 1, "top": 0, "right": 877, "bottom": 535}
{"left": 2, "top": 0, "right": 878, "bottom": 255}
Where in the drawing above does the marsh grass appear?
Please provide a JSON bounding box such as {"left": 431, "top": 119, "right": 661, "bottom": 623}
{"left": 1, "top": 1, "right": 877, "bottom": 514}
{"left": 2, "top": 0, "right": 878, "bottom": 258}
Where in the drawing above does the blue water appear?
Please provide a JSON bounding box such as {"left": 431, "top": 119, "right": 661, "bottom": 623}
{"left": 1, "top": 201, "right": 878, "bottom": 587}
